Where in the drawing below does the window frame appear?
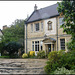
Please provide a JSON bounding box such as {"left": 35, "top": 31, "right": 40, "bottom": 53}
{"left": 60, "top": 39, "right": 65, "bottom": 50}
{"left": 35, "top": 23, "right": 39, "bottom": 31}
{"left": 32, "top": 41, "right": 34, "bottom": 51}
{"left": 35, "top": 41, "right": 39, "bottom": 51}
{"left": 47, "top": 21, "right": 52, "bottom": 30}
{"left": 31, "top": 24, "right": 33, "bottom": 32}
{"left": 41, "top": 22, "right": 43, "bottom": 31}
{"left": 59, "top": 17, "right": 64, "bottom": 26}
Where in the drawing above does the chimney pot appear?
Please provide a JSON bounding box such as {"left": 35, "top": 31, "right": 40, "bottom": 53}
{"left": 34, "top": 4, "right": 37, "bottom": 11}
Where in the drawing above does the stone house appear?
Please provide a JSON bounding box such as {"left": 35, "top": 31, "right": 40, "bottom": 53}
{"left": 25, "top": 3, "right": 71, "bottom": 54}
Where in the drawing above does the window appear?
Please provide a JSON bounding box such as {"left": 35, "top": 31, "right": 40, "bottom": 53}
{"left": 32, "top": 41, "right": 34, "bottom": 51}
{"left": 60, "top": 39, "right": 65, "bottom": 50}
{"left": 35, "top": 41, "right": 39, "bottom": 51}
{"left": 47, "top": 21, "right": 52, "bottom": 30}
{"left": 35, "top": 23, "right": 39, "bottom": 31}
{"left": 31, "top": 24, "right": 33, "bottom": 32}
{"left": 59, "top": 17, "right": 64, "bottom": 26}
{"left": 40, "top": 41, "right": 43, "bottom": 50}
{"left": 41, "top": 22, "right": 43, "bottom": 31}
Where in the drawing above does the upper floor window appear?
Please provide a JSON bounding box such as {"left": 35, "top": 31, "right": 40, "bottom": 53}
{"left": 35, "top": 23, "right": 39, "bottom": 31}
{"left": 59, "top": 17, "right": 64, "bottom": 26}
{"left": 31, "top": 24, "right": 33, "bottom": 32}
{"left": 47, "top": 21, "right": 52, "bottom": 30}
{"left": 60, "top": 39, "right": 65, "bottom": 50}
{"left": 41, "top": 22, "right": 43, "bottom": 31}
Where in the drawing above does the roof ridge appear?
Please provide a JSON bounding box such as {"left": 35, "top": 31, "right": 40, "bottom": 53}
{"left": 38, "top": 3, "right": 57, "bottom": 11}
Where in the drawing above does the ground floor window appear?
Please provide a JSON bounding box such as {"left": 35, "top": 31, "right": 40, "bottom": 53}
{"left": 60, "top": 39, "right": 65, "bottom": 50}
{"left": 40, "top": 41, "right": 43, "bottom": 50}
{"left": 35, "top": 41, "right": 39, "bottom": 51}
{"left": 32, "top": 41, "right": 39, "bottom": 51}
{"left": 32, "top": 41, "right": 34, "bottom": 51}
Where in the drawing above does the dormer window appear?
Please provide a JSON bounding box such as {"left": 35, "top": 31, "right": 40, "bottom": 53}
{"left": 47, "top": 21, "right": 52, "bottom": 30}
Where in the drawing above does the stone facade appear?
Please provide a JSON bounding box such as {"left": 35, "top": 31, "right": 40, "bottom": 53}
{"left": 25, "top": 15, "right": 71, "bottom": 53}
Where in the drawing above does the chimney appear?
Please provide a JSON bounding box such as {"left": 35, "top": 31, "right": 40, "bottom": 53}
{"left": 34, "top": 4, "right": 37, "bottom": 11}
{"left": 3, "top": 25, "right": 7, "bottom": 30}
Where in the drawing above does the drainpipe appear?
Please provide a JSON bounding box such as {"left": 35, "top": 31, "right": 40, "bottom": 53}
{"left": 24, "top": 21, "right": 27, "bottom": 53}
{"left": 56, "top": 17, "right": 58, "bottom": 51}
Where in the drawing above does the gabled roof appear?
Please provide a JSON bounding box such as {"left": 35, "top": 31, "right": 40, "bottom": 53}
{"left": 27, "top": 3, "right": 59, "bottom": 23}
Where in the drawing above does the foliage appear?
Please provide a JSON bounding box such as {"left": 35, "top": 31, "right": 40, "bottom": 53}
{"left": 29, "top": 51, "right": 35, "bottom": 57}
{"left": 37, "top": 50, "right": 46, "bottom": 58}
{"left": 67, "top": 41, "right": 75, "bottom": 50}
{"left": 4, "top": 41, "right": 22, "bottom": 58}
{"left": 0, "top": 42, "right": 5, "bottom": 55}
{"left": 2, "top": 19, "right": 25, "bottom": 45}
{"left": 53, "top": 67, "right": 75, "bottom": 74}
{"left": 0, "top": 56, "right": 9, "bottom": 58}
{"left": 22, "top": 53, "right": 28, "bottom": 58}
{"left": 44, "top": 50, "right": 75, "bottom": 74}
{"left": 57, "top": 1, "right": 75, "bottom": 50}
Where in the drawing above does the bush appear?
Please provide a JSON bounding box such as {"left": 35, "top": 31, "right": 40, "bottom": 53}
{"left": 44, "top": 51, "right": 62, "bottom": 74}
{"left": 44, "top": 50, "right": 75, "bottom": 74}
{"left": 53, "top": 67, "right": 75, "bottom": 74}
{"left": 37, "top": 50, "right": 46, "bottom": 58}
{"left": 22, "top": 53, "right": 28, "bottom": 58}
{"left": 29, "top": 51, "right": 35, "bottom": 56}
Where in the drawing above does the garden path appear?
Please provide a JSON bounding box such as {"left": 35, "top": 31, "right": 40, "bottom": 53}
{"left": 0, "top": 59, "right": 47, "bottom": 74}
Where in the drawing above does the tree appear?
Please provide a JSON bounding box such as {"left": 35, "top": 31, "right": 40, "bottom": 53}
{"left": 2, "top": 19, "right": 25, "bottom": 45}
{"left": 4, "top": 41, "right": 22, "bottom": 58}
{"left": 57, "top": 1, "right": 75, "bottom": 50}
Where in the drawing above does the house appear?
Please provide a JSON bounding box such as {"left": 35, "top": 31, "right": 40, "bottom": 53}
{"left": 24, "top": 3, "right": 71, "bottom": 54}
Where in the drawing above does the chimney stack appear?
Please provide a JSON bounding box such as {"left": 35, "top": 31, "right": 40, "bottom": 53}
{"left": 34, "top": 4, "right": 37, "bottom": 11}
{"left": 3, "top": 25, "right": 7, "bottom": 30}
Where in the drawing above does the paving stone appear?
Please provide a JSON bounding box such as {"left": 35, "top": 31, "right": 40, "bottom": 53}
{"left": 0, "top": 59, "right": 47, "bottom": 74}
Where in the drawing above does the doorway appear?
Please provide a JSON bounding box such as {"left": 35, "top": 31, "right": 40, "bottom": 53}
{"left": 48, "top": 44, "right": 51, "bottom": 53}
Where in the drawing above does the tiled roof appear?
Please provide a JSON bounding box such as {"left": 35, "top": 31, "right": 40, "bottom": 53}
{"left": 27, "top": 3, "right": 59, "bottom": 23}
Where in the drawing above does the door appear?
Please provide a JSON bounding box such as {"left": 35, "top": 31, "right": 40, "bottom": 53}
{"left": 48, "top": 44, "right": 51, "bottom": 52}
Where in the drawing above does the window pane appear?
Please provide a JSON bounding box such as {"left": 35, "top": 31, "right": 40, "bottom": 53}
{"left": 31, "top": 24, "right": 33, "bottom": 32}
{"left": 32, "top": 41, "right": 34, "bottom": 51}
{"left": 41, "top": 22, "right": 43, "bottom": 31}
{"left": 35, "top": 41, "right": 39, "bottom": 51}
{"left": 59, "top": 17, "right": 64, "bottom": 25}
{"left": 35, "top": 23, "right": 39, "bottom": 31}
{"left": 60, "top": 39, "right": 65, "bottom": 50}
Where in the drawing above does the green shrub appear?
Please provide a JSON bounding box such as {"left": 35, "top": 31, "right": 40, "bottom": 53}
{"left": 44, "top": 51, "right": 62, "bottom": 74}
{"left": 53, "top": 67, "right": 75, "bottom": 74}
{"left": 22, "top": 53, "right": 28, "bottom": 58}
{"left": 37, "top": 50, "right": 46, "bottom": 58}
{"left": 44, "top": 50, "right": 75, "bottom": 74}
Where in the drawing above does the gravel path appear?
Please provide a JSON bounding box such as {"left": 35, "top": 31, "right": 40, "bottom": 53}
{"left": 0, "top": 59, "right": 47, "bottom": 74}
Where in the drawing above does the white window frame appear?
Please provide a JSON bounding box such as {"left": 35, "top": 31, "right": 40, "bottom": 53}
{"left": 35, "top": 41, "right": 39, "bottom": 51}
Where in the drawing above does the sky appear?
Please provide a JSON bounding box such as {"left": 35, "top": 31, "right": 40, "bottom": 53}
{"left": 0, "top": 1, "right": 61, "bottom": 30}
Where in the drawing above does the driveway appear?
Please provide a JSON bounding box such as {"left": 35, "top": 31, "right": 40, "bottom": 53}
{"left": 0, "top": 59, "right": 47, "bottom": 74}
